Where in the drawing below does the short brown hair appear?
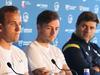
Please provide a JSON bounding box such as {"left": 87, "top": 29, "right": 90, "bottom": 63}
{"left": 37, "top": 10, "right": 59, "bottom": 26}
{"left": 0, "top": 6, "right": 19, "bottom": 25}
{"left": 76, "top": 11, "right": 99, "bottom": 28}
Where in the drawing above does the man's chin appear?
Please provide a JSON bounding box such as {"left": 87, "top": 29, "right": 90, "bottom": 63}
{"left": 48, "top": 39, "right": 54, "bottom": 43}
{"left": 13, "top": 39, "right": 19, "bottom": 42}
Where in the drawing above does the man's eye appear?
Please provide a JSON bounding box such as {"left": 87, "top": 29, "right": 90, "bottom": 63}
{"left": 90, "top": 27, "right": 95, "bottom": 30}
{"left": 56, "top": 28, "right": 59, "bottom": 30}
{"left": 9, "top": 23, "right": 15, "bottom": 26}
{"left": 82, "top": 25, "right": 86, "bottom": 28}
{"left": 47, "top": 27, "right": 51, "bottom": 29}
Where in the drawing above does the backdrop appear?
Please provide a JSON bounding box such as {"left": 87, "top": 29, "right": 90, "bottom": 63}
{"left": 0, "top": 0, "right": 100, "bottom": 50}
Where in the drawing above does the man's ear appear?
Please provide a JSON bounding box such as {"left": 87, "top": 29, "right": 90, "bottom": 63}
{"left": 37, "top": 24, "right": 41, "bottom": 32}
{"left": 37, "top": 24, "right": 40, "bottom": 29}
{"left": 0, "top": 23, "right": 3, "bottom": 32}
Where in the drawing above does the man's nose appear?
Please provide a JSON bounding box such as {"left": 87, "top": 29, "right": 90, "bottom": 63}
{"left": 15, "top": 24, "right": 21, "bottom": 32}
{"left": 51, "top": 29, "right": 55, "bottom": 35}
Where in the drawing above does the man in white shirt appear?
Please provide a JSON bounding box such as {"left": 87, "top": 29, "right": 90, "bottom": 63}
{"left": 26, "top": 10, "right": 72, "bottom": 75}
{"left": 0, "top": 6, "right": 29, "bottom": 75}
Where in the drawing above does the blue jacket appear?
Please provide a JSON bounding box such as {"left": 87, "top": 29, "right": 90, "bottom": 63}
{"left": 62, "top": 33, "right": 100, "bottom": 75}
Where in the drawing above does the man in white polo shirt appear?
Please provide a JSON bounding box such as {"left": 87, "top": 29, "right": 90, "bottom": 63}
{"left": 0, "top": 6, "right": 29, "bottom": 75}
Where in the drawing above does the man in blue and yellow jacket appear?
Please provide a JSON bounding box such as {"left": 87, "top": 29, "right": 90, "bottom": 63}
{"left": 62, "top": 11, "right": 100, "bottom": 75}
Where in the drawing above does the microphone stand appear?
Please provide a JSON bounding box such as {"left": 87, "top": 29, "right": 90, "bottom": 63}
{"left": 7, "top": 62, "right": 24, "bottom": 75}
{"left": 51, "top": 59, "right": 78, "bottom": 75}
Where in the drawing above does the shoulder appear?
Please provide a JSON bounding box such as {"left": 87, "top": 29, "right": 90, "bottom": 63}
{"left": 62, "top": 41, "right": 80, "bottom": 52}
{"left": 25, "top": 41, "right": 38, "bottom": 52}
{"left": 50, "top": 44, "right": 61, "bottom": 51}
{"left": 25, "top": 41, "right": 42, "bottom": 56}
{"left": 11, "top": 45, "right": 28, "bottom": 62}
{"left": 28, "top": 41, "right": 36, "bottom": 47}
{"left": 12, "top": 45, "right": 23, "bottom": 52}
{"left": 11, "top": 45, "right": 26, "bottom": 56}
{"left": 49, "top": 44, "right": 64, "bottom": 56}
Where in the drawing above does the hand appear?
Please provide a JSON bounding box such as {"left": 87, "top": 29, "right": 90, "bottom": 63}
{"left": 53, "top": 64, "right": 72, "bottom": 75}
{"left": 59, "top": 70, "right": 66, "bottom": 75}
{"left": 32, "top": 67, "right": 50, "bottom": 75}
{"left": 92, "top": 66, "right": 100, "bottom": 72}
{"left": 60, "top": 64, "right": 72, "bottom": 75}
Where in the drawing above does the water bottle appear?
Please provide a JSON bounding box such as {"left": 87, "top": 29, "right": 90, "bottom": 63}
{"left": 84, "top": 68, "right": 90, "bottom": 75}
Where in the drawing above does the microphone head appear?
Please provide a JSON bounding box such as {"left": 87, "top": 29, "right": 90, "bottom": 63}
{"left": 7, "top": 62, "right": 24, "bottom": 75}
{"left": 51, "top": 59, "right": 62, "bottom": 71}
{"left": 51, "top": 59, "right": 56, "bottom": 64}
{"left": 7, "top": 62, "right": 12, "bottom": 68}
{"left": 51, "top": 59, "right": 78, "bottom": 75}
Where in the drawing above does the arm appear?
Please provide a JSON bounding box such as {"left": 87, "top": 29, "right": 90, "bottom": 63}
{"left": 63, "top": 47, "right": 91, "bottom": 70}
{"left": 32, "top": 67, "right": 50, "bottom": 75}
{"left": 60, "top": 64, "right": 72, "bottom": 75}
{"left": 54, "top": 48, "right": 72, "bottom": 75}
{"left": 26, "top": 45, "right": 50, "bottom": 75}
{"left": 91, "top": 43, "right": 100, "bottom": 72}
{"left": 24, "top": 72, "right": 29, "bottom": 75}
{"left": 92, "top": 66, "right": 100, "bottom": 72}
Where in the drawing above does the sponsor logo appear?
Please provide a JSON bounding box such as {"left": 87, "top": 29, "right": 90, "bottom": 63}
{"left": 54, "top": 2, "right": 60, "bottom": 11}
{"left": 94, "top": 5, "right": 99, "bottom": 14}
{"left": 65, "top": 29, "right": 74, "bottom": 33}
{"left": 21, "top": 0, "right": 31, "bottom": 8}
{"left": 21, "top": 27, "right": 33, "bottom": 33}
{"left": 23, "top": 12, "right": 29, "bottom": 23}
{"left": 18, "top": 40, "right": 32, "bottom": 47}
{"left": 5, "top": 0, "right": 12, "bottom": 6}
{"left": 65, "top": 5, "right": 77, "bottom": 11}
{"left": 67, "top": 14, "right": 73, "bottom": 24}
{"left": 79, "top": 5, "right": 90, "bottom": 11}
{"left": 36, "top": 3, "right": 48, "bottom": 9}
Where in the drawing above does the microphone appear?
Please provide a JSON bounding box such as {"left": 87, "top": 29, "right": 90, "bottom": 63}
{"left": 7, "top": 62, "right": 23, "bottom": 75}
{"left": 51, "top": 59, "right": 78, "bottom": 75}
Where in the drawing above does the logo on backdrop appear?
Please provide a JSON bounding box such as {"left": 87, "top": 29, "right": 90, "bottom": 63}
{"left": 68, "top": 14, "right": 73, "bottom": 24}
{"left": 21, "top": 27, "right": 32, "bottom": 33}
{"left": 21, "top": 1, "right": 25, "bottom": 8}
{"left": 5, "top": 0, "right": 12, "bottom": 6}
{"left": 94, "top": 5, "right": 99, "bottom": 14}
{"left": 36, "top": 3, "right": 48, "bottom": 9}
{"left": 21, "top": 0, "right": 31, "bottom": 8}
{"left": 23, "top": 12, "right": 29, "bottom": 23}
{"left": 79, "top": 5, "right": 90, "bottom": 11}
{"left": 65, "top": 29, "right": 74, "bottom": 33}
{"left": 18, "top": 40, "right": 32, "bottom": 47}
{"left": 54, "top": 2, "right": 60, "bottom": 11}
{"left": 65, "top": 5, "right": 77, "bottom": 11}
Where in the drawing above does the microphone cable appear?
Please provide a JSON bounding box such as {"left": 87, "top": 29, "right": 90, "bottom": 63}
{"left": 7, "top": 62, "right": 24, "bottom": 75}
{"left": 51, "top": 59, "right": 78, "bottom": 75}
